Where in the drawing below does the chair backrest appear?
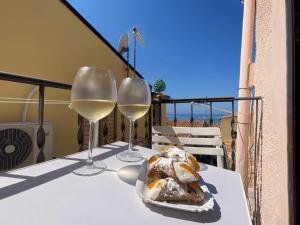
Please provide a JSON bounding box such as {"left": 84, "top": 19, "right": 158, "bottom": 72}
{"left": 152, "top": 126, "right": 225, "bottom": 167}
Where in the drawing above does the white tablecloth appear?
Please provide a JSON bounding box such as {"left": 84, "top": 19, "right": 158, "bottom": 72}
{"left": 0, "top": 141, "right": 251, "bottom": 225}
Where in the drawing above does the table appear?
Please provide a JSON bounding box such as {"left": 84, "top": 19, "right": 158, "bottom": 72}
{"left": 0, "top": 141, "right": 252, "bottom": 225}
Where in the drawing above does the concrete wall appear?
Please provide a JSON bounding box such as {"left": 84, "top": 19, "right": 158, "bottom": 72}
{"left": 0, "top": 0, "right": 145, "bottom": 158}
{"left": 254, "top": 0, "right": 289, "bottom": 224}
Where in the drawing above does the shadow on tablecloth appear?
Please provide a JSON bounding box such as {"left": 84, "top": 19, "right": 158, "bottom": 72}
{"left": 0, "top": 143, "right": 129, "bottom": 200}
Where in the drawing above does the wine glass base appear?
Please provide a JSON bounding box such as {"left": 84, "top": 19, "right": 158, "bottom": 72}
{"left": 73, "top": 161, "right": 107, "bottom": 176}
{"left": 199, "top": 163, "right": 208, "bottom": 171}
{"left": 116, "top": 150, "right": 143, "bottom": 162}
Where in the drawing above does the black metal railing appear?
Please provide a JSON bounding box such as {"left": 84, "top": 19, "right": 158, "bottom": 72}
{"left": 0, "top": 71, "right": 72, "bottom": 89}
{"left": 151, "top": 96, "right": 262, "bottom": 171}
{"left": 151, "top": 94, "right": 263, "bottom": 223}
{"left": 152, "top": 96, "right": 236, "bottom": 169}
{"left": 0, "top": 71, "right": 153, "bottom": 162}
{"left": 1, "top": 70, "right": 264, "bottom": 223}
{"left": 0, "top": 71, "right": 262, "bottom": 170}
{"left": 0, "top": 71, "right": 73, "bottom": 164}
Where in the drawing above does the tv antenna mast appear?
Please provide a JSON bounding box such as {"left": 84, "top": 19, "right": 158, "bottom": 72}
{"left": 118, "top": 27, "right": 145, "bottom": 77}
{"left": 132, "top": 27, "right": 145, "bottom": 77}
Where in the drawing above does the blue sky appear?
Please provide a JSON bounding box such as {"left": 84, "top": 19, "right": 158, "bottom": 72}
{"left": 67, "top": 0, "right": 243, "bottom": 114}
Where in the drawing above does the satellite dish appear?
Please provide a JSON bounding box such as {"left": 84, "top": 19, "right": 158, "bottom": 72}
{"left": 117, "top": 33, "right": 129, "bottom": 55}
{"left": 117, "top": 27, "right": 145, "bottom": 77}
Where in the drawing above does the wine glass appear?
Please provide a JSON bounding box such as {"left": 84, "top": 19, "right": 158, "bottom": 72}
{"left": 71, "top": 67, "right": 117, "bottom": 176}
{"left": 117, "top": 77, "right": 151, "bottom": 162}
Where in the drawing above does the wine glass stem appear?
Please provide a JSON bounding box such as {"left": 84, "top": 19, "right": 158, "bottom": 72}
{"left": 128, "top": 119, "right": 135, "bottom": 152}
{"left": 87, "top": 121, "right": 95, "bottom": 166}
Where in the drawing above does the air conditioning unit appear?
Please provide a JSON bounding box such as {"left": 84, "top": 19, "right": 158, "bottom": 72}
{"left": 0, "top": 122, "right": 54, "bottom": 171}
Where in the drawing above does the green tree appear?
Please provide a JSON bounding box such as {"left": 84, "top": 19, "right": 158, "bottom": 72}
{"left": 154, "top": 79, "right": 166, "bottom": 93}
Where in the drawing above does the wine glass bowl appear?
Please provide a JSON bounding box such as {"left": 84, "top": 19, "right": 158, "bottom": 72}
{"left": 71, "top": 67, "right": 117, "bottom": 176}
{"left": 71, "top": 67, "right": 117, "bottom": 122}
{"left": 118, "top": 104, "right": 150, "bottom": 121}
{"left": 117, "top": 77, "right": 151, "bottom": 162}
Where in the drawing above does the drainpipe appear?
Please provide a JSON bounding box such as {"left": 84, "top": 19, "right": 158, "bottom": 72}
{"left": 236, "top": 0, "right": 255, "bottom": 191}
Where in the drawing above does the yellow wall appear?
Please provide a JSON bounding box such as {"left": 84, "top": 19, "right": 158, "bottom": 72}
{"left": 219, "top": 115, "right": 236, "bottom": 140}
{"left": 0, "top": 0, "right": 141, "bottom": 157}
{"left": 161, "top": 104, "right": 167, "bottom": 126}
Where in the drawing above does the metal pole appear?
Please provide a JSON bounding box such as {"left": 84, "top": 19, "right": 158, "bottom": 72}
{"left": 209, "top": 102, "right": 213, "bottom": 126}
{"left": 36, "top": 85, "right": 45, "bottom": 163}
{"left": 253, "top": 99, "right": 259, "bottom": 223}
{"left": 126, "top": 50, "right": 130, "bottom": 77}
{"left": 231, "top": 100, "right": 236, "bottom": 170}
{"left": 174, "top": 103, "right": 177, "bottom": 127}
{"left": 190, "top": 103, "right": 194, "bottom": 127}
{"left": 77, "top": 115, "right": 84, "bottom": 152}
{"left": 133, "top": 32, "right": 136, "bottom": 77}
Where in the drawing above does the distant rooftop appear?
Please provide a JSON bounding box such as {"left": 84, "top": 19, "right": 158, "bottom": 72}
{"left": 166, "top": 119, "right": 208, "bottom": 127}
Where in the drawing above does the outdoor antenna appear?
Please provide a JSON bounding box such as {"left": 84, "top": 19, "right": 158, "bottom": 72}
{"left": 117, "top": 33, "right": 130, "bottom": 77}
{"left": 132, "top": 27, "right": 145, "bottom": 77}
{"left": 118, "top": 27, "right": 145, "bottom": 77}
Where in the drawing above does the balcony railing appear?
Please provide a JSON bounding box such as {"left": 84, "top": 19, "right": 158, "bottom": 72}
{"left": 0, "top": 70, "right": 153, "bottom": 161}
{"left": 0, "top": 70, "right": 263, "bottom": 223}
{"left": 0, "top": 71, "right": 72, "bottom": 164}
{"left": 151, "top": 94, "right": 263, "bottom": 223}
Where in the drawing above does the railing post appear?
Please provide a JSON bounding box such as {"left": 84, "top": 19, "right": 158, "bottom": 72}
{"left": 134, "top": 120, "right": 138, "bottom": 144}
{"left": 103, "top": 116, "right": 108, "bottom": 145}
{"left": 36, "top": 85, "right": 45, "bottom": 163}
{"left": 153, "top": 102, "right": 161, "bottom": 126}
{"left": 174, "top": 103, "right": 177, "bottom": 127}
{"left": 144, "top": 112, "right": 148, "bottom": 147}
{"left": 209, "top": 102, "right": 213, "bottom": 126}
{"left": 159, "top": 103, "right": 162, "bottom": 125}
{"left": 121, "top": 114, "right": 126, "bottom": 141}
{"left": 148, "top": 104, "right": 152, "bottom": 147}
{"left": 231, "top": 100, "right": 236, "bottom": 170}
{"left": 77, "top": 114, "right": 84, "bottom": 152}
{"left": 253, "top": 99, "right": 259, "bottom": 222}
{"left": 113, "top": 107, "right": 117, "bottom": 142}
{"left": 190, "top": 102, "right": 194, "bottom": 127}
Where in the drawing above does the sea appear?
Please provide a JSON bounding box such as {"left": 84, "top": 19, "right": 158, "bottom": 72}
{"left": 166, "top": 113, "right": 230, "bottom": 123}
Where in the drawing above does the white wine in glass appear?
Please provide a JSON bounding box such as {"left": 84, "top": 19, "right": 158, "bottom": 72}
{"left": 72, "top": 99, "right": 116, "bottom": 122}
{"left": 71, "top": 67, "right": 117, "bottom": 176}
{"left": 117, "top": 77, "right": 151, "bottom": 162}
{"left": 117, "top": 104, "right": 150, "bottom": 121}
